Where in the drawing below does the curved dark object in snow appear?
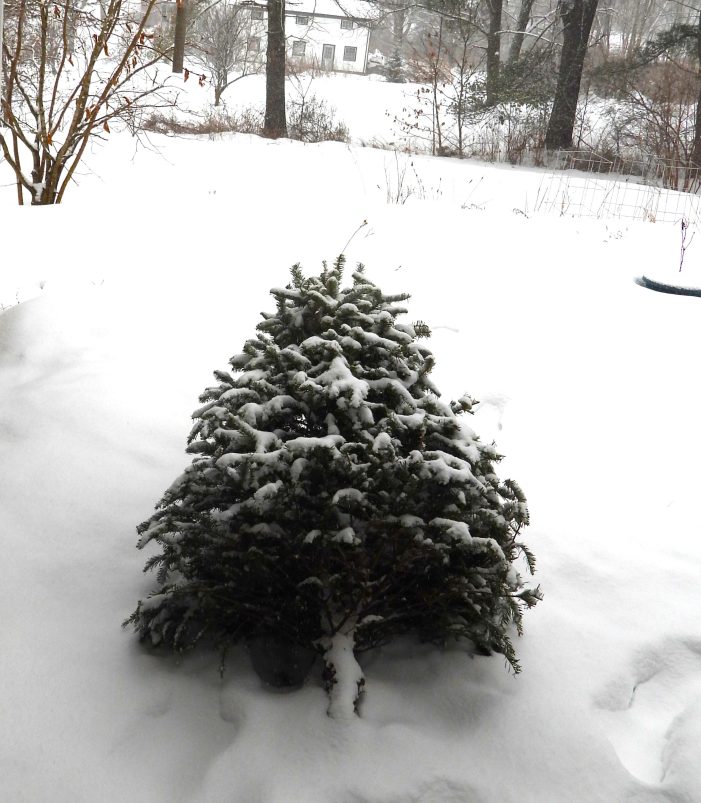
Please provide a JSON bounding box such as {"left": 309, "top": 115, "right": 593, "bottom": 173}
{"left": 248, "top": 636, "right": 317, "bottom": 688}
{"left": 635, "top": 275, "right": 701, "bottom": 297}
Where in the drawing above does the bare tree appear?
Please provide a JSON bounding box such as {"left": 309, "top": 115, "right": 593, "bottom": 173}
{"left": 192, "top": 3, "right": 263, "bottom": 106}
{"left": 545, "top": 0, "right": 599, "bottom": 149}
{"left": 507, "top": 0, "right": 536, "bottom": 64}
{"left": 444, "top": 12, "right": 480, "bottom": 154}
{"left": 589, "top": 1, "right": 613, "bottom": 59}
{"left": 1, "top": 0, "right": 171, "bottom": 204}
{"left": 589, "top": 0, "right": 701, "bottom": 170}
{"left": 615, "top": 0, "right": 664, "bottom": 59}
{"left": 691, "top": 9, "right": 701, "bottom": 165}
{"left": 400, "top": 7, "right": 481, "bottom": 157}
{"left": 0, "top": 0, "right": 5, "bottom": 107}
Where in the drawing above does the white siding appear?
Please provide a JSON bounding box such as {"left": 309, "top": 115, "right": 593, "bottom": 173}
{"left": 143, "top": 3, "right": 372, "bottom": 75}
{"left": 246, "top": 6, "right": 371, "bottom": 74}
{"left": 287, "top": 15, "right": 370, "bottom": 74}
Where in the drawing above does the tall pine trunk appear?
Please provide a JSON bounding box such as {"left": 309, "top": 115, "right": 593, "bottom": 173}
{"left": 485, "top": 0, "right": 503, "bottom": 106}
{"left": 545, "top": 0, "right": 598, "bottom": 150}
{"left": 263, "top": 0, "right": 287, "bottom": 138}
{"left": 507, "top": 0, "right": 535, "bottom": 65}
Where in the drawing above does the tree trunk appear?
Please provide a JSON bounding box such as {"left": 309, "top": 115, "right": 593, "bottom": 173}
{"left": 263, "top": 0, "right": 287, "bottom": 138}
{"left": 507, "top": 0, "right": 535, "bottom": 65}
{"left": 545, "top": 0, "right": 599, "bottom": 150}
{"left": 431, "top": 19, "right": 444, "bottom": 155}
{"left": 485, "top": 0, "right": 503, "bottom": 105}
{"left": 0, "top": 0, "right": 4, "bottom": 113}
{"left": 691, "top": 11, "right": 701, "bottom": 167}
{"left": 172, "top": 0, "right": 186, "bottom": 74}
{"left": 323, "top": 630, "right": 364, "bottom": 720}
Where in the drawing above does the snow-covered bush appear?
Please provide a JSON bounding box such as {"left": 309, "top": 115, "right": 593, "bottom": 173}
{"left": 126, "top": 257, "right": 541, "bottom": 718}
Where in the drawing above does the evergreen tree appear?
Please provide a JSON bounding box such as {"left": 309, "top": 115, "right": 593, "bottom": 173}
{"left": 126, "top": 258, "right": 541, "bottom": 719}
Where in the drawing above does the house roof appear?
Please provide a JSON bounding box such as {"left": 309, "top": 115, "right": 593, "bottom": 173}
{"left": 285, "top": 0, "right": 378, "bottom": 21}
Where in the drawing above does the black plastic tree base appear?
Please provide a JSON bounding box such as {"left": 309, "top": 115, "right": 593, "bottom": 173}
{"left": 635, "top": 275, "right": 701, "bottom": 297}
{"left": 248, "top": 636, "right": 317, "bottom": 689}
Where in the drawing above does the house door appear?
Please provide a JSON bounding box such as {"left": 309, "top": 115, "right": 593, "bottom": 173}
{"left": 321, "top": 44, "right": 335, "bottom": 71}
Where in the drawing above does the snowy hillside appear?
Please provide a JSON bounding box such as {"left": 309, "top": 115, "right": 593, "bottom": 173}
{"left": 2, "top": 98, "right": 701, "bottom": 802}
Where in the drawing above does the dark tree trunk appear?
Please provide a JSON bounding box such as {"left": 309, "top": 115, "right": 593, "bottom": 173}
{"left": 507, "top": 0, "right": 535, "bottom": 65}
{"left": 691, "top": 12, "right": 701, "bottom": 167}
{"left": 172, "top": 0, "right": 186, "bottom": 74}
{"left": 485, "top": 0, "right": 503, "bottom": 105}
{"left": 545, "top": 0, "right": 599, "bottom": 150}
{"left": 263, "top": 0, "right": 287, "bottom": 139}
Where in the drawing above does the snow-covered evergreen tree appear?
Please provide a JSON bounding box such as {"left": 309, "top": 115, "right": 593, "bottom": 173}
{"left": 126, "top": 257, "right": 541, "bottom": 718}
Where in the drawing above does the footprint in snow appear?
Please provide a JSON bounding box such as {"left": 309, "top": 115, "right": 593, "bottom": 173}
{"left": 143, "top": 686, "right": 173, "bottom": 718}
{"left": 594, "top": 638, "right": 701, "bottom": 786}
{"left": 219, "top": 689, "right": 247, "bottom": 729}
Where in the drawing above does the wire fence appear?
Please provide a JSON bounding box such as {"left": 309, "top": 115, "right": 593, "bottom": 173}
{"left": 534, "top": 151, "right": 701, "bottom": 224}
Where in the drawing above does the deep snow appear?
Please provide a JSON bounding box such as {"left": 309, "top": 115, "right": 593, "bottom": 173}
{"left": 2, "top": 73, "right": 701, "bottom": 803}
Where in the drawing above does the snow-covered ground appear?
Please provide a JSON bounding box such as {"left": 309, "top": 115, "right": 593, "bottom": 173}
{"left": 2, "top": 74, "right": 701, "bottom": 802}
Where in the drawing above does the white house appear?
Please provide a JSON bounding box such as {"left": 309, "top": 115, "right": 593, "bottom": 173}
{"left": 142, "top": 0, "right": 376, "bottom": 75}
{"left": 245, "top": 0, "right": 376, "bottom": 75}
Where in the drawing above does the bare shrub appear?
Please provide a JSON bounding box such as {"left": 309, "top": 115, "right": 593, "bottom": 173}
{"left": 288, "top": 95, "right": 349, "bottom": 143}
{"left": 401, "top": 14, "right": 480, "bottom": 158}
{"left": 1, "top": 0, "right": 171, "bottom": 204}
{"left": 619, "top": 62, "right": 698, "bottom": 166}
{"left": 142, "top": 107, "right": 263, "bottom": 137}
{"left": 142, "top": 97, "right": 347, "bottom": 144}
{"left": 591, "top": 60, "right": 701, "bottom": 189}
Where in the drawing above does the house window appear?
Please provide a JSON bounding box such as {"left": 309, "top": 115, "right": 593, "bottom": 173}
{"left": 292, "top": 40, "right": 306, "bottom": 57}
{"left": 340, "top": 19, "right": 353, "bottom": 29}
{"left": 248, "top": 36, "right": 261, "bottom": 53}
{"left": 250, "top": 8, "right": 264, "bottom": 19}
{"left": 343, "top": 46, "right": 357, "bottom": 61}
{"left": 295, "top": 15, "right": 309, "bottom": 25}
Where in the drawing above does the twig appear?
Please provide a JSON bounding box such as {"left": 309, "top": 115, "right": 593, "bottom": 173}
{"left": 679, "top": 216, "right": 695, "bottom": 272}
{"left": 341, "top": 220, "right": 368, "bottom": 254}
